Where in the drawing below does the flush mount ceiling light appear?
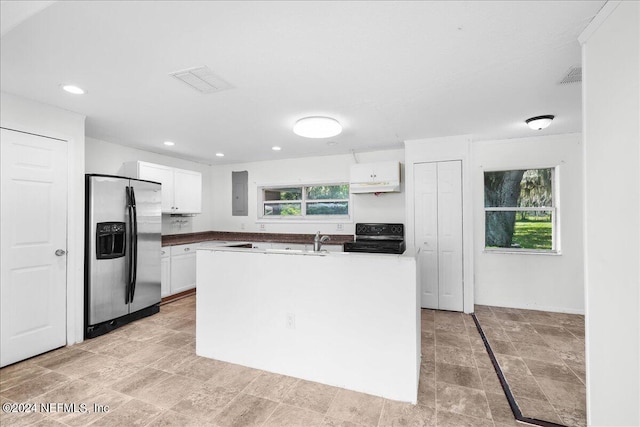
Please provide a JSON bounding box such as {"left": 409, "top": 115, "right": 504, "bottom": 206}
{"left": 293, "top": 116, "right": 342, "bottom": 138}
{"left": 61, "top": 84, "right": 85, "bottom": 95}
{"left": 215, "top": 152, "right": 224, "bottom": 157}
{"left": 526, "top": 115, "right": 555, "bottom": 130}
{"left": 163, "top": 141, "right": 175, "bottom": 146}
{"left": 272, "top": 146, "right": 282, "bottom": 151}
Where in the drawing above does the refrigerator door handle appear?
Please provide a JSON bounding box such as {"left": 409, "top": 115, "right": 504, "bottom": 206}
{"left": 125, "top": 186, "right": 133, "bottom": 304}
{"left": 130, "top": 186, "right": 138, "bottom": 303}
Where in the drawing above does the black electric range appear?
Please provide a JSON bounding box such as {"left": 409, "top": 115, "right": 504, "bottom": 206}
{"left": 343, "top": 223, "right": 406, "bottom": 254}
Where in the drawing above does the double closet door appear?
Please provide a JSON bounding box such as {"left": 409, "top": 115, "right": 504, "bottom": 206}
{"left": 414, "top": 161, "right": 463, "bottom": 311}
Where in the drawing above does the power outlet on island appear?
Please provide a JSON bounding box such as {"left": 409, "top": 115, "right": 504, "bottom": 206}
{"left": 286, "top": 313, "right": 296, "bottom": 329}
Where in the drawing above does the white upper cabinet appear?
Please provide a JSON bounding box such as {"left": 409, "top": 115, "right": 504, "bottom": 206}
{"left": 123, "top": 161, "right": 202, "bottom": 214}
{"left": 350, "top": 161, "right": 401, "bottom": 193}
{"left": 173, "top": 169, "right": 202, "bottom": 214}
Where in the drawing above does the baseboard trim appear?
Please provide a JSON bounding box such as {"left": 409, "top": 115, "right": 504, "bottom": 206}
{"left": 161, "top": 289, "right": 196, "bottom": 305}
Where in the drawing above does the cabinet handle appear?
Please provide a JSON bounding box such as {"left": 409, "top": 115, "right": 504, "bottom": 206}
{"left": 184, "top": 248, "right": 190, "bottom": 251}
{"left": 161, "top": 250, "right": 165, "bottom": 255}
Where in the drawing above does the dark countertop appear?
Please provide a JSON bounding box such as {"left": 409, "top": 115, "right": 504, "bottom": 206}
{"left": 161, "top": 231, "right": 354, "bottom": 247}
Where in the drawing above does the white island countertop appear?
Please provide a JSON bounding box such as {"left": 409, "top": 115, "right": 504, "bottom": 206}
{"left": 198, "top": 244, "right": 417, "bottom": 258}
{"left": 196, "top": 245, "right": 420, "bottom": 403}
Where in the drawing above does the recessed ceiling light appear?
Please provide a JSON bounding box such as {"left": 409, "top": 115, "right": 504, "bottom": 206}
{"left": 272, "top": 146, "right": 282, "bottom": 151}
{"left": 163, "top": 141, "right": 175, "bottom": 146}
{"left": 216, "top": 153, "right": 225, "bottom": 157}
{"left": 293, "top": 116, "right": 342, "bottom": 138}
{"left": 526, "top": 115, "right": 554, "bottom": 130}
{"left": 61, "top": 84, "right": 85, "bottom": 95}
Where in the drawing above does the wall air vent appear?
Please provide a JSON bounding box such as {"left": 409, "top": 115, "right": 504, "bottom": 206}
{"left": 169, "top": 66, "right": 233, "bottom": 94}
{"left": 559, "top": 66, "right": 582, "bottom": 85}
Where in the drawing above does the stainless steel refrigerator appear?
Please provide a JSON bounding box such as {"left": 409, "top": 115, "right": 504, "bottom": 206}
{"left": 85, "top": 174, "right": 161, "bottom": 338}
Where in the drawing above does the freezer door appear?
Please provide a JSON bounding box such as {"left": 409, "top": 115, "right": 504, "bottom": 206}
{"left": 87, "top": 176, "right": 129, "bottom": 325}
{"left": 129, "top": 179, "right": 162, "bottom": 313}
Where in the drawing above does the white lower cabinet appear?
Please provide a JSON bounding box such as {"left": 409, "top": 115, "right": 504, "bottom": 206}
{"left": 160, "top": 248, "right": 171, "bottom": 297}
{"left": 169, "top": 244, "right": 197, "bottom": 294}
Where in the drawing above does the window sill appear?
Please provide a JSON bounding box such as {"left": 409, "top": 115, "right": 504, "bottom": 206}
{"left": 483, "top": 248, "right": 562, "bottom": 256}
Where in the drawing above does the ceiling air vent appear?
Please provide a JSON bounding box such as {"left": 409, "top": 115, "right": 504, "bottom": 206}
{"left": 169, "top": 66, "right": 233, "bottom": 94}
{"left": 559, "top": 66, "right": 582, "bottom": 85}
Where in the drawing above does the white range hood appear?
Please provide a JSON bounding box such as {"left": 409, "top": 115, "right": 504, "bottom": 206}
{"left": 350, "top": 161, "right": 401, "bottom": 193}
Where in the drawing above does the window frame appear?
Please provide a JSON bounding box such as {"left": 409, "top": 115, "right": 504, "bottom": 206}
{"left": 483, "top": 166, "right": 560, "bottom": 255}
{"left": 257, "top": 182, "right": 352, "bottom": 223}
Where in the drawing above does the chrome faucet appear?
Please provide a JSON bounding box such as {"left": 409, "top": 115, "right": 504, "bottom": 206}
{"left": 313, "top": 231, "right": 331, "bottom": 252}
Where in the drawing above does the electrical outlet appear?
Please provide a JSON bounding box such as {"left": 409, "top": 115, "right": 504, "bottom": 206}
{"left": 286, "top": 313, "right": 295, "bottom": 329}
{"left": 240, "top": 223, "right": 245, "bottom": 230}
{"left": 260, "top": 223, "right": 266, "bottom": 231}
{"left": 336, "top": 223, "right": 344, "bottom": 231}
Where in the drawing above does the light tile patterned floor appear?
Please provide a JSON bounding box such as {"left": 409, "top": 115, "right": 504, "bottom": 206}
{"left": 475, "top": 305, "right": 586, "bottom": 427}
{"left": 1, "top": 296, "right": 523, "bottom": 426}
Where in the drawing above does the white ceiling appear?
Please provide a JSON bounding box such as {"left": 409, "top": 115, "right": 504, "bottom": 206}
{"left": 0, "top": 1, "right": 604, "bottom": 165}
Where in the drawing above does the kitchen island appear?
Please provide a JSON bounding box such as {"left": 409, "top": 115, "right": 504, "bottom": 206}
{"left": 195, "top": 246, "right": 420, "bottom": 403}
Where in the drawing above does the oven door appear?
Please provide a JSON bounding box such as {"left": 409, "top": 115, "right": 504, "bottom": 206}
{"left": 343, "top": 241, "right": 405, "bottom": 254}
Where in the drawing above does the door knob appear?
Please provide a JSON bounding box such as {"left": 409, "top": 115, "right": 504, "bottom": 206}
{"left": 55, "top": 249, "right": 67, "bottom": 256}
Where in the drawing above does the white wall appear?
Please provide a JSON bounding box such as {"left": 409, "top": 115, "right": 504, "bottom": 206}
{"left": 209, "top": 149, "right": 405, "bottom": 235}
{"left": 85, "top": 137, "right": 215, "bottom": 235}
{"left": 1, "top": 92, "right": 86, "bottom": 345}
{"left": 580, "top": 1, "right": 640, "bottom": 425}
{"left": 472, "top": 133, "right": 584, "bottom": 314}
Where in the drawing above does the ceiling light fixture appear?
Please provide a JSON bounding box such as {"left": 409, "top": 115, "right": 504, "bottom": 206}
{"left": 526, "top": 115, "right": 554, "bottom": 130}
{"left": 215, "top": 153, "right": 224, "bottom": 157}
{"left": 272, "top": 146, "right": 282, "bottom": 151}
{"left": 293, "top": 116, "right": 342, "bottom": 138}
{"left": 61, "top": 84, "right": 85, "bottom": 95}
{"left": 163, "top": 141, "right": 175, "bottom": 146}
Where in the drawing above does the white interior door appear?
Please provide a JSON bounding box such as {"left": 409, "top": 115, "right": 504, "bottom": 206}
{"left": 414, "top": 162, "right": 439, "bottom": 309}
{"left": 414, "top": 161, "right": 463, "bottom": 311}
{"left": 436, "top": 161, "right": 463, "bottom": 311}
{"left": 1, "top": 128, "right": 68, "bottom": 367}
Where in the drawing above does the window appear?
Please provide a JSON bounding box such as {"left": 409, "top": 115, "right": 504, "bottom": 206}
{"left": 260, "top": 184, "right": 350, "bottom": 219}
{"left": 484, "top": 168, "right": 557, "bottom": 252}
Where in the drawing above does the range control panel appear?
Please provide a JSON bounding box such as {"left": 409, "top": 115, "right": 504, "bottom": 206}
{"left": 355, "top": 223, "right": 404, "bottom": 239}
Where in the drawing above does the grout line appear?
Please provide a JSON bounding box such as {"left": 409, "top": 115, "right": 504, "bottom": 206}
{"left": 376, "top": 398, "right": 386, "bottom": 427}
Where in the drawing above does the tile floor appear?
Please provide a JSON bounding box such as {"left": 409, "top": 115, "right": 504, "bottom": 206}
{"left": 475, "top": 305, "right": 586, "bottom": 427}
{"left": 1, "top": 296, "right": 524, "bottom": 426}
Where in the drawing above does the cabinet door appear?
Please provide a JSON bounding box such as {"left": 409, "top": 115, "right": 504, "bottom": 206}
{"left": 170, "top": 252, "right": 196, "bottom": 294}
{"left": 350, "top": 163, "right": 375, "bottom": 183}
{"left": 174, "top": 169, "right": 202, "bottom": 214}
{"left": 160, "top": 249, "right": 171, "bottom": 297}
{"left": 373, "top": 161, "right": 399, "bottom": 183}
{"left": 138, "top": 162, "right": 174, "bottom": 213}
